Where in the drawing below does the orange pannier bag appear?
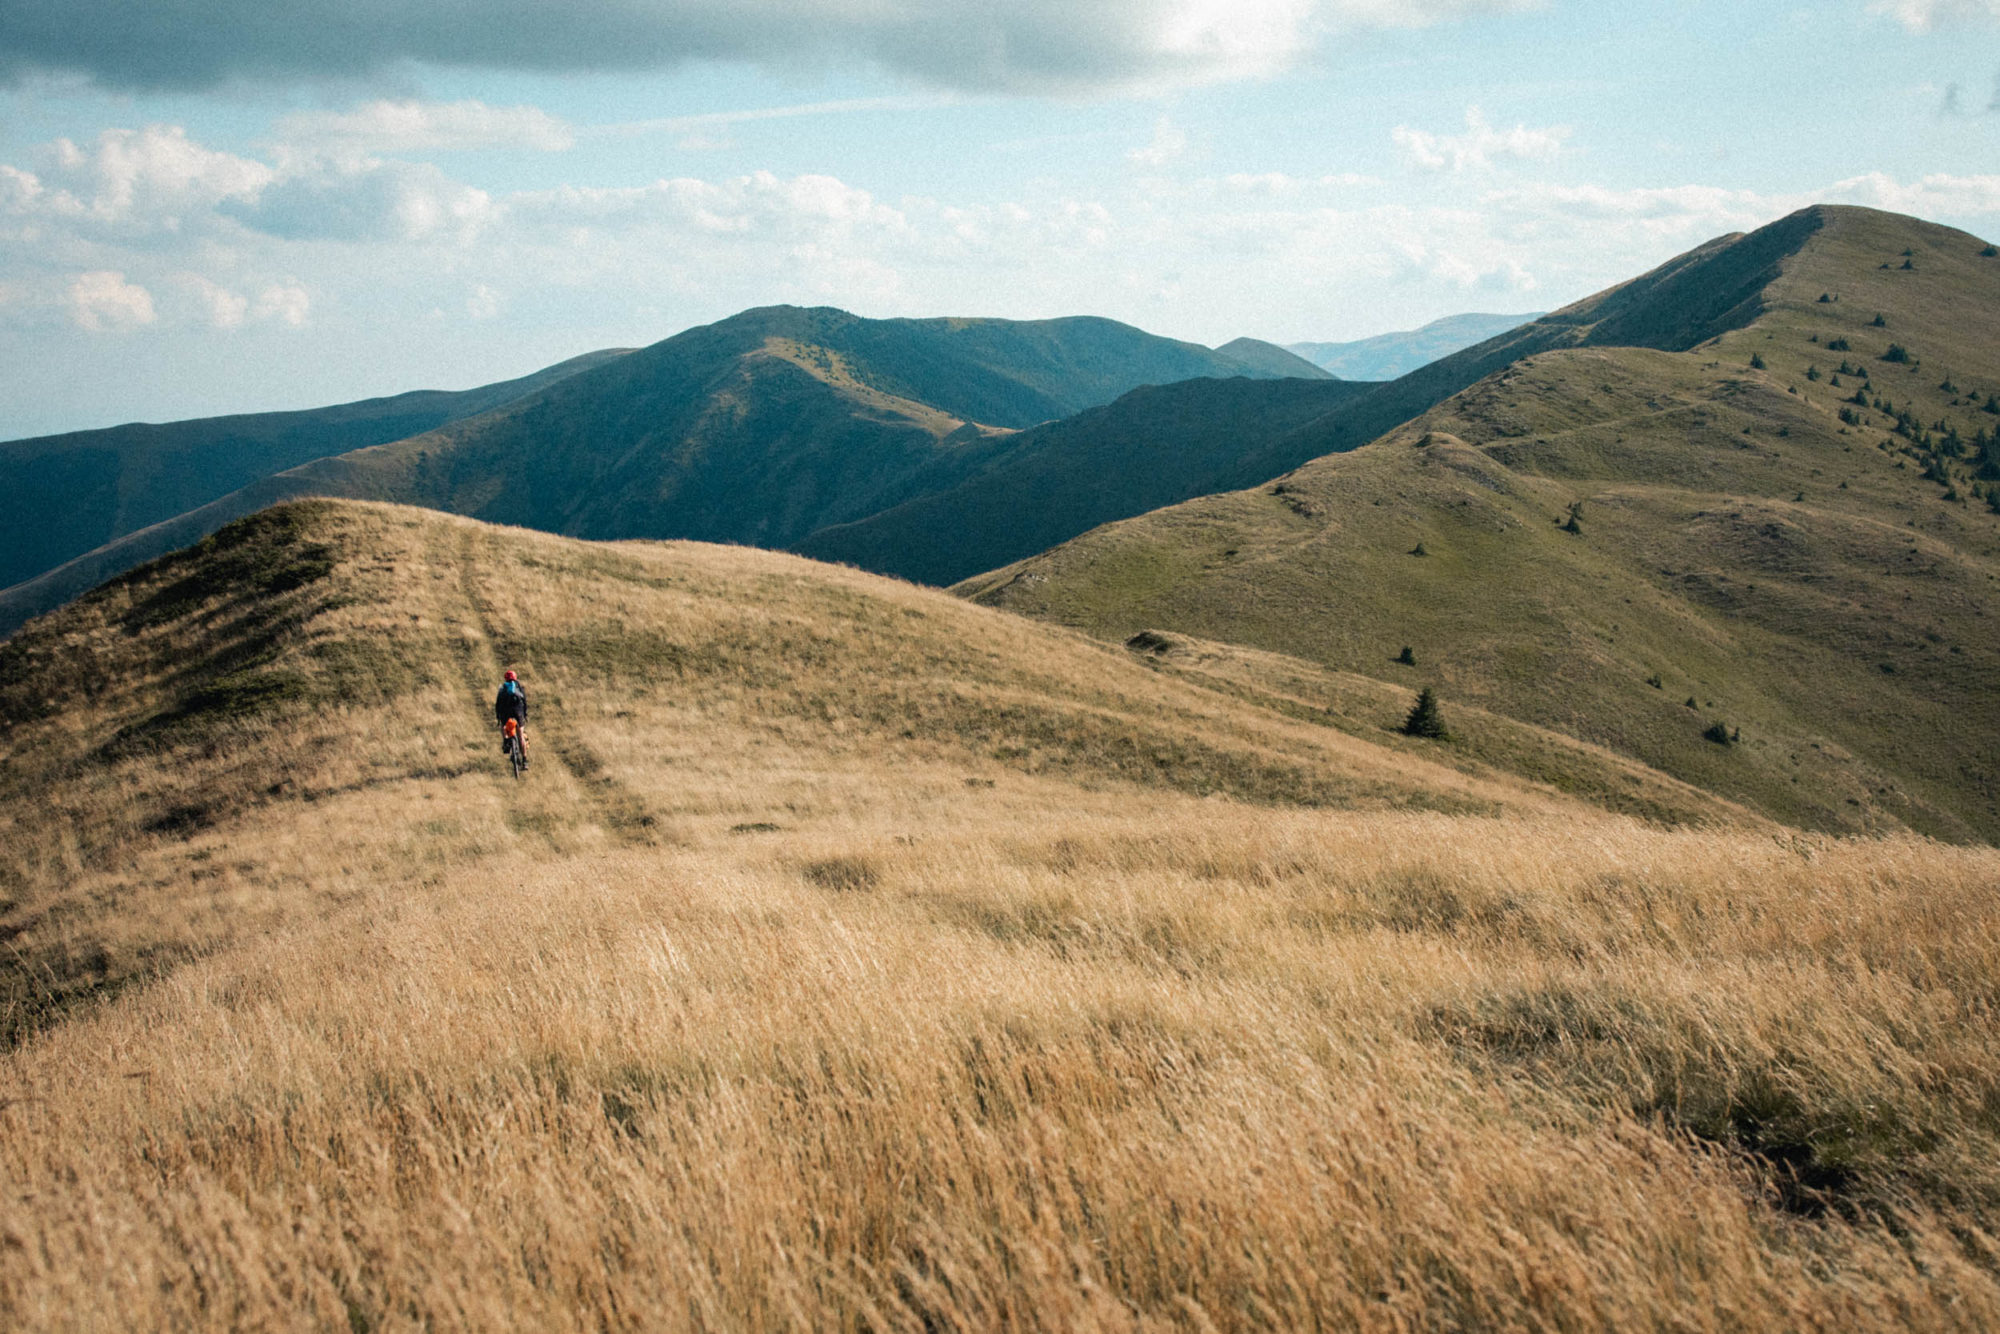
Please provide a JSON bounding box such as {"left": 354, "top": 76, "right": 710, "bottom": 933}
{"left": 503, "top": 718, "right": 519, "bottom": 739}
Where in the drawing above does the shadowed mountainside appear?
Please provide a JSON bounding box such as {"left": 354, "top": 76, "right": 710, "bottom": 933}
{"left": 795, "top": 375, "right": 1375, "bottom": 584}
{"left": 0, "top": 307, "right": 1319, "bottom": 636}
{"left": 961, "top": 205, "right": 2000, "bottom": 842}
{"left": 0, "top": 347, "right": 632, "bottom": 592}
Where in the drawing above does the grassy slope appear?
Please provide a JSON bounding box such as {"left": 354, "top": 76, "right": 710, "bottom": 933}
{"left": 0, "top": 307, "right": 1309, "bottom": 639}
{"left": 1, "top": 499, "right": 1611, "bottom": 1043}
{"left": 4, "top": 500, "right": 2000, "bottom": 1328}
{"left": 962, "top": 206, "right": 2000, "bottom": 843}
{"left": 0, "top": 347, "right": 631, "bottom": 592}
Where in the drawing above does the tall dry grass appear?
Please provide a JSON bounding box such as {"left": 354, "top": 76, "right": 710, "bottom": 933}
{"left": 4, "top": 502, "right": 1999, "bottom": 1329}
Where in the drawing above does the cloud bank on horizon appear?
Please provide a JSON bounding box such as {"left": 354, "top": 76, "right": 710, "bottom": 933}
{"left": 2, "top": 0, "right": 1998, "bottom": 438}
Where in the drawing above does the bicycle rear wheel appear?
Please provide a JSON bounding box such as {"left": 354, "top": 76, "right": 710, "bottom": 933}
{"left": 509, "top": 735, "right": 525, "bottom": 779}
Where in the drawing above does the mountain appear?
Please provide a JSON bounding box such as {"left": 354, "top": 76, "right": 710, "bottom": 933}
{"left": 795, "top": 375, "right": 1375, "bottom": 585}
{"left": 0, "top": 347, "right": 632, "bottom": 592}
{"left": 1214, "top": 336, "right": 1338, "bottom": 379}
{"left": 4, "top": 498, "right": 1996, "bottom": 1329}
{"left": 0, "top": 306, "right": 1317, "bottom": 637}
{"left": 962, "top": 205, "right": 2000, "bottom": 842}
{"left": 1289, "top": 312, "right": 1543, "bottom": 379}
{"left": 791, "top": 215, "right": 1851, "bottom": 589}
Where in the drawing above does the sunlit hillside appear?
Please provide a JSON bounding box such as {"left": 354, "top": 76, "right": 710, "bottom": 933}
{"left": 5, "top": 501, "right": 2000, "bottom": 1328}
{"left": 964, "top": 206, "right": 2000, "bottom": 843}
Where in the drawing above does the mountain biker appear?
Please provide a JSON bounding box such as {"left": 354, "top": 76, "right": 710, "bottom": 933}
{"left": 495, "top": 669, "right": 528, "bottom": 768}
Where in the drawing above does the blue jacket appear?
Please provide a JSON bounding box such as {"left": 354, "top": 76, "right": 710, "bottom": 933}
{"left": 494, "top": 680, "right": 527, "bottom": 725}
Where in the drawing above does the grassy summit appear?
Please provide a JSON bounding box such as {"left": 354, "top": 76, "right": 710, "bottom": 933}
{"left": 3, "top": 500, "right": 2000, "bottom": 1327}
{"left": 963, "top": 206, "right": 2000, "bottom": 842}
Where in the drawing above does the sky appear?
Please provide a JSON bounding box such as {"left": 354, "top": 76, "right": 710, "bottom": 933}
{"left": 2, "top": 0, "right": 1998, "bottom": 439}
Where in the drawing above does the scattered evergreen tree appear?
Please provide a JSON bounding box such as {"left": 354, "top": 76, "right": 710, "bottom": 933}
{"left": 1409, "top": 541, "right": 1428, "bottom": 557}
{"left": 1685, "top": 696, "right": 1699, "bottom": 710}
{"left": 1871, "top": 313, "right": 1888, "bottom": 327}
{"left": 1646, "top": 673, "right": 1663, "bottom": 689}
{"left": 1402, "top": 687, "right": 1449, "bottom": 739}
{"left": 1806, "top": 364, "right": 1821, "bottom": 381}
{"left": 1818, "top": 292, "right": 1834, "bottom": 303}
{"left": 1750, "top": 352, "right": 1767, "bottom": 369}
{"left": 1901, "top": 259, "right": 1916, "bottom": 271}
{"left": 1827, "top": 337, "right": 1851, "bottom": 352}
{"left": 1397, "top": 646, "right": 1417, "bottom": 666}
{"left": 1883, "top": 343, "right": 1910, "bottom": 364}
{"left": 1983, "top": 244, "right": 1999, "bottom": 258}
{"left": 1703, "top": 721, "right": 1735, "bottom": 746}
{"left": 1559, "top": 500, "right": 1584, "bottom": 535}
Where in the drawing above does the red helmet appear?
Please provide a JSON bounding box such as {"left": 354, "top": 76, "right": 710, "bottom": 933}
{"left": 504, "top": 669, "right": 518, "bottom": 681}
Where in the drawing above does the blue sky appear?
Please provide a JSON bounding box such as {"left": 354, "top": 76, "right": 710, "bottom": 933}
{"left": 3, "top": 0, "right": 1997, "bottom": 438}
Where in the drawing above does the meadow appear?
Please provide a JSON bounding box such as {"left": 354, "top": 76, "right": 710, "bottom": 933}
{"left": 4, "top": 501, "right": 1999, "bottom": 1329}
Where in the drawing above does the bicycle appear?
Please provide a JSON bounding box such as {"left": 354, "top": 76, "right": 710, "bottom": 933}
{"left": 502, "top": 718, "right": 527, "bottom": 780}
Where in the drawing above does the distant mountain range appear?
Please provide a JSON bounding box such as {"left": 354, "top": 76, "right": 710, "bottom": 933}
{"left": 1288, "top": 313, "right": 1544, "bottom": 379}
{"left": 963, "top": 205, "right": 2000, "bottom": 841}
{"left": 0, "top": 311, "right": 1323, "bottom": 634}
{"left": 0, "top": 349, "right": 632, "bottom": 593}
{"left": 7, "top": 204, "right": 1999, "bottom": 851}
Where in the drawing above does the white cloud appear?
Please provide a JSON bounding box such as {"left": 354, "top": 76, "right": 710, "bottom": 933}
{"left": 182, "top": 275, "right": 249, "bottom": 328}
{"left": 68, "top": 270, "right": 156, "bottom": 330}
{"left": 1129, "top": 118, "right": 1190, "bottom": 167}
{"left": 253, "top": 283, "right": 311, "bottom": 326}
{"left": 1394, "top": 107, "right": 1569, "bottom": 172}
{"left": 466, "top": 284, "right": 503, "bottom": 319}
{"left": 277, "top": 100, "right": 576, "bottom": 157}
{"left": 1823, "top": 171, "right": 2000, "bottom": 216}
{"left": 24, "top": 126, "right": 272, "bottom": 237}
{"left": 230, "top": 160, "right": 495, "bottom": 244}
{"left": 1870, "top": 0, "right": 2000, "bottom": 29}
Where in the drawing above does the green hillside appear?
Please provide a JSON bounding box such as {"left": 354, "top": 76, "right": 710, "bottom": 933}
{"left": 0, "top": 347, "right": 630, "bottom": 592}
{"left": 795, "top": 215, "right": 1845, "bottom": 593}
{"left": 0, "top": 306, "right": 1309, "bottom": 637}
{"left": 962, "top": 205, "right": 2000, "bottom": 842}
{"left": 796, "top": 375, "right": 1374, "bottom": 584}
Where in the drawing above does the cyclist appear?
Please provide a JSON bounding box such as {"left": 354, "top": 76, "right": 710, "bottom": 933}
{"left": 494, "top": 668, "right": 528, "bottom": 769}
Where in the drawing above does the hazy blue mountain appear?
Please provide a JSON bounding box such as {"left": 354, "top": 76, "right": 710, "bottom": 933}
{"left": 1288, "top": 312, "right": 1543, "bottom": 380}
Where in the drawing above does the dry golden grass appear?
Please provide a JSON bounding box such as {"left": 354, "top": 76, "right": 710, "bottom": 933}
{"left": 4, "top": 502, "right": 1999, "bottom": 1330}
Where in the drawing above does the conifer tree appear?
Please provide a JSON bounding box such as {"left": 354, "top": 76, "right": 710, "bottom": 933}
{"left": 1402, "top": 687, "right": 1448, "bottom": 739}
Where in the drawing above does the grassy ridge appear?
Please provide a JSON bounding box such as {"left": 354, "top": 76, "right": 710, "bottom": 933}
{"left": 1, "top": 500, "right": 1580, "bottom": 1046}
{"left": 963, "top": 206, "right": 2000, "bottom": 842}
{"left": 2, "top": 502, "right": 1999, "bottom": 1327}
